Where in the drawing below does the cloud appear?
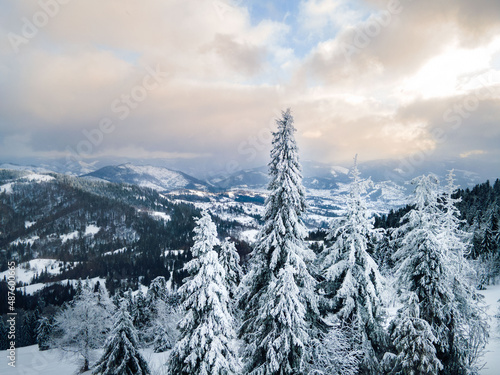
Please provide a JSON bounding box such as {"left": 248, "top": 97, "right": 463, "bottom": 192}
{"left": 460, "top": 150, "right": 486, "bottom": 158}
{"left": 1, "top": 0, "right": 499, "bottom": 174}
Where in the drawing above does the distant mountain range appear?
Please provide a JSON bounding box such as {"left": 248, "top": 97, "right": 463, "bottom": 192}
{"left": 83, "top": 164, "right": 212, "bottom": 191}
{"left": 1, "top": 156, "right": 497, "bottom": 193}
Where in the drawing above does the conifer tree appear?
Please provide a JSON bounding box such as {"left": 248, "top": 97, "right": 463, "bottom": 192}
{"left": 319, "top": 156, "right": 386, "bottom": 374}
{"left": 391, "top": 293, "right": 442, "bottom": 375}
{"left": 439, "top": 170, "right": 489, "bottom": 374}
{"left": 392, "top": 174, "right": 488, "bottom": 374}
{"left": 393, "top": 175, "right": 453, "bottom": 372}
{"left": 37, "top": 316, "right": 52, "bottom": 351}
{"left": 239, "top": 109, "right": 318, "bottom": 375}
{"left": 93, "top": 300, "right": 150, "bottom": 375}
{"left": 168, "top": 210, "right": 240, "bottom": 375}
{"left": 219, "top": 237, "right": 242, "bottom": 301}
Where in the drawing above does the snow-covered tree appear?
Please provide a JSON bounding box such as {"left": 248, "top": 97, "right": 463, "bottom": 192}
{"left": 239, "top": 108, "right": 318, "bottom": 375}
{"left": 37, "top": 316, "right": 52, "bottom": 351}
{"left": 132, "top": 289, "right": 151, "bottom": 345}
{"left": 168, "top": 210, "right": 240, "bottom": 375}
{"left": 391, "top": 293, "right": 442, "bottom": 375}
{"left": 439, "top": 171, "right": 489, "bottom": 374}
{"left": 305, "top": 319, "right": 361, "bottom": 375}
{"left": 92, "top": 300, "right": 150, "bottom": 375}
{"left": 150, "top": 299, "right": 180, "bottom": 353}
{"left": 219, "top": 237, "right": 242, "bottom": 302}
{"left": 392, "top": 174, "right": 488, "bottom": 374}
{"left": 147, "top": 276, "right": 168, "bottom": 304}
{"left": 54, "top": 281, "right": 113, "bottom": 372}
{"left": 319, "top": 156, "right": 386, "bottom": 373}
{"left": 392, "top": 174, "right": 453, "bottom": 372}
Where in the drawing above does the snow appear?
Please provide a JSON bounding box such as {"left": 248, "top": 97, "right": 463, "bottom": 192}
{"left": 103, "top": 247, "right": 127, "bottom": 256}
{"left": 61, "top": 231, "right": 78, "bottom": 243}
{"left": 0, "top": 259, "right": 76, "bottom": 284}
{"left": 0, "top": 182, "right": 14, "bottom": 194}
{"left": 23, "top": 173, "right": 55, "bottom": 183}
{"left": 25, "top": 220, "right": 36, "bottom": 228}
{"left": 479, "top": 283, "right": 500, "bottom": 375}
{"left": 17, "top": 277, "right": 107, "bottom": 295}
{"left": 10, "top": 235, "right": 40, "bottom": 246}
{"left": 84, "top": 224, "right": 100, "bottom": 236}
{"left": 240, "top": 229, "right": 259, "bottom": 243}
{"left": 2, "top": 345, "right": 170, "bottom": 375}
{"left": 60, "top": 225, "right": 100, "bottom": 243}
{"left": 149, "top": 211, "right": 171, "bottom": 221}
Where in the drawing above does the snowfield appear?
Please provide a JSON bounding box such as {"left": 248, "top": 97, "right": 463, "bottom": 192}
{"left": 0, "top": 259, "right": 78, "bottom": 284}
{"left": 478, "top": 283, "right": 500, "bottom": 375}
{"left": 2, "top": 345, "right": 170, "bottom": 375}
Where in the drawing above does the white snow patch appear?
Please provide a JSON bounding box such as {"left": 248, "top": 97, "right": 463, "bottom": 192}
{"left": 61, "top": 231, "right": 78, "bottom": 243}
{"left": 240, "top": 229, "right": 259, "bottom": 243}
{"left": 0, "top": 182, "right": 14, "bottom": 194}
{"left": 103, "top": 247, "right": 127, "bottom": 256}
{"left": 149, "top": 211, "right": 171, "bottom": 221}
{"left": 23, "top": 173, "right": 55, "bottom": 183}
{"left": 1, "top": 345, "right": 170, "bottom": 375}
{"left": 0, "top": 259, "right": 78, "bottom": 284}
{"left": 479, "top": 283, "right": 500, "bottom": 375}
{"left": 84, "top": 224, "right": 100, "bottom": 236}
{"left": 25, "top": 220, "right": 36, "bottom": 228}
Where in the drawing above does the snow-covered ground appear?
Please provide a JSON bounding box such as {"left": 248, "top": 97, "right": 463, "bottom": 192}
{"left": 2, "top": 345, "right": 170, "bottom": 375}
{"left": 0, "top": 259, "right": 78, "bottom": 284}
{"left": 0, "top": 173, "right": 55, "bottom": 194}
{"left": 479, "top": 283, "right": 500, "bottom": 375}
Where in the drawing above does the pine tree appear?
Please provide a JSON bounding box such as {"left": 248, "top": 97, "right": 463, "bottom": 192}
{"left": 37, "top": 316, "right": 52, "bottom": 351}
{"left": 93, "top": 300, "right": 151, "bottom": 375}
{"left": 239, "top": 108, "right": 318, "bottom": 375}
{"left": 391, "top": 293, "right": 442, "bottom": 375}
{"left": 219, "top": 237, "right": 242, "bottom": 301}
{"left": 168, "top": 210, "right": 240, "bottom": 375}
{"left": 319, "top": 156, "right": 386, "bottom": 374}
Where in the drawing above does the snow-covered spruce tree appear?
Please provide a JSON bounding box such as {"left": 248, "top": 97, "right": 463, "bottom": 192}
{"left": 392, "top": 174, "right": 461, "bottom": 374}
{"left": 318, "top": 156, "right": 386, "bottom": 374}
{"left": 37, "top": 316, "right": 52, "bottom": 351}
{"left": 133, "top": 289, "right": 151, "bottom": 345}
{"left": 167, "top": 210, "right": 240, "bottom": 375}
{"left": 54, "top": 281, "right": 113, "bottom": 372}
{"left": 439, "top": 170, "right": 489, "bottom": 374}
{"left": 219, "top": 237, "right": 243, "bottom": 302}
{"left": 391, "top": 293, "right": 442, "bottom": 375}
{"left": 147, "top": 276, "right": 168, "bottom": 304}
{"left": 239, "top": 108, "right": 318, "bottom": 375}
{"left": 92, "top": 300, "right": 150, "bottom": 375}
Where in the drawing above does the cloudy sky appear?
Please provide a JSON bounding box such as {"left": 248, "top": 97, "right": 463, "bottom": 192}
{"left": 1, "top": 0, "right": 499, "bottom": 174}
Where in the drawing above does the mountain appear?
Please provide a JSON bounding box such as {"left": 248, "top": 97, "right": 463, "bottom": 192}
{"left": 83, "top": 163, "right": 213, "bottom": 192}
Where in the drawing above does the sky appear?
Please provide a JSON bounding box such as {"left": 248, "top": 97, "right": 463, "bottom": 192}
{"left": 1, "top": 0, "right": 500, "bottom": 175}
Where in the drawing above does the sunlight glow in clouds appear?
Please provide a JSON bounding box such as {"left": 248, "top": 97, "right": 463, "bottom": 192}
{"left": 0, "top": 0, "right": 499, "bottom": 170}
